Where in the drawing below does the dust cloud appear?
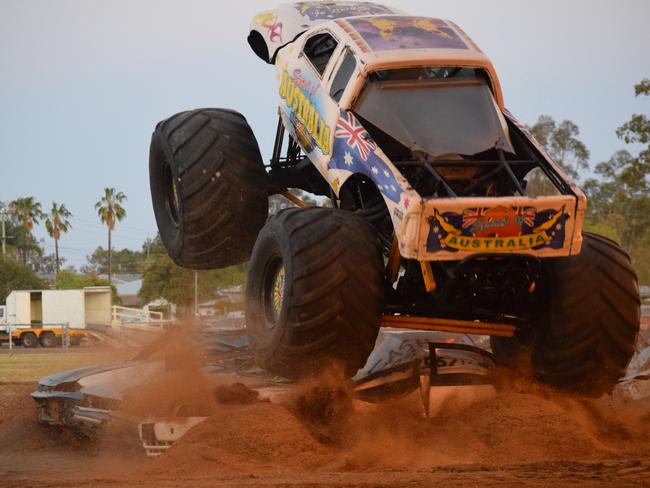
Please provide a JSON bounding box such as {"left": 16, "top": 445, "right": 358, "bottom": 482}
{"left": 2, "top": 328, "right": 650, "bottom": 486}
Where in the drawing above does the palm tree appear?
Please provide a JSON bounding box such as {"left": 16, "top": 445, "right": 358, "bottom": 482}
{"left": 95, "top": 188, "right": 127, "bottom": 283}
{"left": 44, "top": 202, "right": 72, "bottom": 278}
{"left": 10, "top": 197, "right": 43, "bottom": 264}
{"left": 11, "top": 196, "right": 42, "bottom": 230}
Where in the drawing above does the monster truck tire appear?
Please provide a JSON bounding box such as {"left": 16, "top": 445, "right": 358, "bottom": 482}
{"left": 493, "top": 233, "right": 640, "bottom": 396}
{"left": 21, "top": 332, "right": 38, "bottom": 348}
{"left": 149, "top": 108, "right": 269, "bottom": 269}
{"left": 245, "top": 207, "right": 384, "bottom": 378}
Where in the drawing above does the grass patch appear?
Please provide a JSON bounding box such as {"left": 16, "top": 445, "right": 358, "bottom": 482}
{"left": 0, "top": 350, "right": 129, "bottom": 383}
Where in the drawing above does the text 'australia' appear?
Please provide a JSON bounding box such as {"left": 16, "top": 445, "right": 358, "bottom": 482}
{"left": 279, "top": 71, "right": 331, "bottom": 154}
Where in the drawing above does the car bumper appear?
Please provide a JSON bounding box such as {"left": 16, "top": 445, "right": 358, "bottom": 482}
{"left": 398, "top": 194, "right": 583, "bottom": 261}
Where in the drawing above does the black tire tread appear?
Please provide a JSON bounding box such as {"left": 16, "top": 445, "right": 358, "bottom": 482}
{"left": 246, "top": 207, "right": 384, "bottom": 377}
{"left": 151, "top": 108, "right": 268, "bottom": 269}
{"left": 532, "top": 233, "right": 641, "bottom": 395}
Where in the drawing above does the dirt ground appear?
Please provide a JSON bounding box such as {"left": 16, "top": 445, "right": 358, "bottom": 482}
{"left": 2, "top": 337, "right": 650, "bottom": 487}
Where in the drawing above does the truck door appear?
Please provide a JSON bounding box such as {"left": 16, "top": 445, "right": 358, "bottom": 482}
{"left": 276, "top": 29, "right": 343, "bottom": 176}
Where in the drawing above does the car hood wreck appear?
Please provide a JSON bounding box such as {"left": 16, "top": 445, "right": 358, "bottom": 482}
{"left": 32, "top": 327, "right": 499, "bottom": 453}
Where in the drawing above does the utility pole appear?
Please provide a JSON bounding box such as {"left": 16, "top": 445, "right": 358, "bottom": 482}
{"left": 1, "top": 217, "right": 5, "bottom": 257}
{"left": 0, "top": 206, "right": 9, "bottom": 257}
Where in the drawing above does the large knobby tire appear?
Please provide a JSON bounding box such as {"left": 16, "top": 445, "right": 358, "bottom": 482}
{"left": 149, "top": 108, "right": 269, "bottom": 269}
{"left": 518, "top": 233, "right": 640, "bottom": 396}
{"left": 245, "top": 207, "right": 384, "bottom": 378}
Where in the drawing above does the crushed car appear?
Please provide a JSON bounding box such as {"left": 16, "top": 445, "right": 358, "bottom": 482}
{"left": 32, "top": 326, "right": 498, "bottom": 454}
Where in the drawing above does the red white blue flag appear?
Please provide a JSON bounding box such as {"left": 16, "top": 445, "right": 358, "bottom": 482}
{"left": 329, "top": 111, "right": 402, "bottom": 203}
{"left": 335, "top": 112, "right": 376, "bottom": 161}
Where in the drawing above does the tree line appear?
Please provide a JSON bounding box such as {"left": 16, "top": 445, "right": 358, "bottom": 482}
{"left": 0, "top": 187, "right": 127, "bottom": 295}
{"left": 528, "top": 79, "right": 649, "bottom": 283}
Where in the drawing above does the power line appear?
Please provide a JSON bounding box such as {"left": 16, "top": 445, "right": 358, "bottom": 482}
{"left": 72, "top": 218, "right": 156, "bottom": 234}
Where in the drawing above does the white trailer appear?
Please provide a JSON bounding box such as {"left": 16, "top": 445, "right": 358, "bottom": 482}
{"left": 5, "top": 287, "right": 112, "bottom": 329}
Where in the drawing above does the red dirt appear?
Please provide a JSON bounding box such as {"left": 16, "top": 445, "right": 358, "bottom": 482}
{"left": 2, "top": 331, "right": 650, "bottom": 487}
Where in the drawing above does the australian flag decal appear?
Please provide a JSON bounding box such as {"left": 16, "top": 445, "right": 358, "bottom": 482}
{"left": 329, "top": 111, "right": 403, "bottom": 203}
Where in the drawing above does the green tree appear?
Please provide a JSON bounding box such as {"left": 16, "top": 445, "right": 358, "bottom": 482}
{"left": 584, "top": 78, "right": 650, "bottom": 280}
{"left": 529, "top": 115, "right": 590, "bottom": 179}
{"left": 0, "top": 256, "right": 44, "bottom": 305}
{"left": 83, "top": 247, "right": 146, "bottom": 275}
{"left": 94, "top": 188, "right": 127, "bottom": 284}
{"left": 584, "top": 150, "right": 650, "bottom": 250}
{"left": 5, "top": 221, "right": 43, "bottom": 268}
{"left": 9, "top": 197, "right": 43, "bottom": 265}
{"left": 11, "top": 196, "right": 42, "bottom": 231}
{"left": 139, "top": 253, "right": 247, "bottom": 310}
{"left": 55, "top": 268, "right": 120, "bottom": 303}
{"left": 617, "top": 78, "right": 650, "bottom": 146}
{"left": 44, "top": 202, "right": 72, "bottom": 278}
{"left": 524, "top": 116, "right": 590, "bottom": 197}
{"left": 36, "top": 254, "right": 65, "bottom": 275}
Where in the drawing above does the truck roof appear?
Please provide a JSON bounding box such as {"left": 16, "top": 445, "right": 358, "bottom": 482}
{"left": 330, "top": 15, "right": 504, "bottom": 107}
{"left": 249, "top": 3, "right": 503, "bottom": 106}
{"left": 249, "top": 2, "right": 405, "bottom": 62}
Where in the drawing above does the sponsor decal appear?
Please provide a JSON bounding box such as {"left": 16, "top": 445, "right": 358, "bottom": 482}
{"left": 329, "top": 111, "right": 402, "bottom": 203}
{"left": 289, "top": 69, "right": 317, "bottom": 99}
{"left": 393, "top": 207, "right": 404, "bottom": 221}
{"left": 295, "top": 2, "right": 393, "bottom": 21}
{"left": 427, "top": 205, "right": 568, "bottom": 253}
{"left": 344, "top": 16, "right": 467, "bottom": 51}
{"left": 279, "top": 70, "right": 331, "bottom": 154}
{"left": 254, "top": 10, "right": 283, "bottom": 43}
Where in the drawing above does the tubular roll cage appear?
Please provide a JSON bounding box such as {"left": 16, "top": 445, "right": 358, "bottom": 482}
{"left": 269, "top": 116, "right": 304, "bottom": 169}
{"left": 269, "top": 115, "right": 575, "bottom": 199}
{"left": 394, "top": 155, "right": 572, "bottom": 198}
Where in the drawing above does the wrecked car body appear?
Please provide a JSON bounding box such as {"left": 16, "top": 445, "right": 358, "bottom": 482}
{"left": 32, "top": 327, "right": 498, "bottom": 452}
{"left": 32, "top": 361, "right": 165, "bottom": 435}
{"left": 32, "top": 321, "right": 650, "bottom": 455}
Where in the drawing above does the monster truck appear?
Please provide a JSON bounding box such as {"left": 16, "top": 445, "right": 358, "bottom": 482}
{"left": 148, "top": 1, "right": 640, "bottom": 395}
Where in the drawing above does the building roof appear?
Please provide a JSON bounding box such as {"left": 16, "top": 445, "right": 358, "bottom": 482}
{"left": 116, "top": 279, "right": 143, "bottom": 297}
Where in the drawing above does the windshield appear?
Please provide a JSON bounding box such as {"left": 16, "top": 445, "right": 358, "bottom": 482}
{"left": 354, "top": 67, "right": 514, "bottom": 159}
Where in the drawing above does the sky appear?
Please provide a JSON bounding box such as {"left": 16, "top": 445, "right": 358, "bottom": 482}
{"left": 1, "top": 0, "right": 649, "bottom": 269}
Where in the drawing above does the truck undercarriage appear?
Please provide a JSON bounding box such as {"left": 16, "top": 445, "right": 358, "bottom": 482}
{"left": 265, "top": 112, "right": 572, "bottom": 340}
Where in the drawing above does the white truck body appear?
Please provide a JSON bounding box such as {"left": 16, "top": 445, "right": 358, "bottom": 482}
{"left": 4, "top": 287, "right": 112, "bottom": 329}
{"left": 249, "top": 4, "right": 586, "bottom": 261}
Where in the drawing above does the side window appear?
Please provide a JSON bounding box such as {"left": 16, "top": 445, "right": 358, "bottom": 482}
{"left": 303, "top": 32, "right": 338, "bottom": 77}
{"left": 329, "top": 51, "right": 357, "bottom": 102}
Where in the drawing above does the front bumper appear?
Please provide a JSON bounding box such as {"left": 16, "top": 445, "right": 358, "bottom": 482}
{"left": 32, "top": 389, "right": 113, "bottom": 436}
{"left": 397, "top": 194, "right": 583, "bottom": 261}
